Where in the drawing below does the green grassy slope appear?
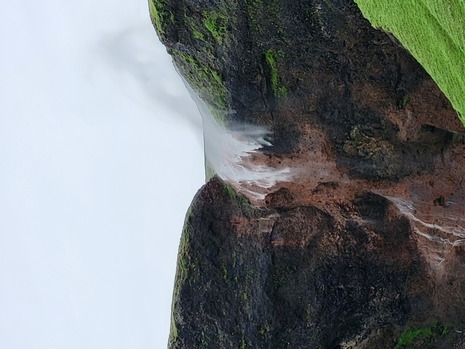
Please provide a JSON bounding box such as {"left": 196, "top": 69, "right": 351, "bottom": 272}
{"left": 355, "top": 0, "right": 465, "bottom": 126}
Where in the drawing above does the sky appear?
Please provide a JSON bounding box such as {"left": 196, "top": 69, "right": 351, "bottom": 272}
{"left": 0, "top": 1, "right": 204, "bottom": 348}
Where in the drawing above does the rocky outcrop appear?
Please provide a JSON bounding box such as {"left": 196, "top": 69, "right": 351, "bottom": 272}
{"left": 150, "top": 0, "right": 465, "bottom": 347}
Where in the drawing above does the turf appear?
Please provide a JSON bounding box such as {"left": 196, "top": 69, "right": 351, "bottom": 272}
{"left": 355, "top": 0, "right": 465, "bottom": 126}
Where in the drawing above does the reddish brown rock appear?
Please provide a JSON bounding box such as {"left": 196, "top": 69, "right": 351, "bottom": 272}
{"left": 151, "top": 0, "right": 465, "bottom": 347}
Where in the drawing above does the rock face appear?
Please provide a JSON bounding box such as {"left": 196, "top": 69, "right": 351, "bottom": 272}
{"left": 150, "top": 0, "right": 465, "bottom": 347}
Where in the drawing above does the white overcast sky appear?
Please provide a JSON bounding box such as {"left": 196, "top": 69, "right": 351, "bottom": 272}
{"left": 0, "top": 1, "right": 204, "bottom": 348}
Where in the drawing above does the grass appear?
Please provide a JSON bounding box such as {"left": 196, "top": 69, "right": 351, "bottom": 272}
{"left": 354, "top": 0, "right": 465, "bottom": 126}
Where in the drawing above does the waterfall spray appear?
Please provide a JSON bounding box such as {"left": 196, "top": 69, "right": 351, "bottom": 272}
{"left": 185, "top": 83, "right": 291, "bottom": 201}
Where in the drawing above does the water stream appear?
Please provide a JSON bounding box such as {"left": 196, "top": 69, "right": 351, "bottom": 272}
{"left": 187, "top": 85, "right": 292, "bottom": 200}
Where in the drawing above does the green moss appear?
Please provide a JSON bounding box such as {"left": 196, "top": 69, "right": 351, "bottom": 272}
{"left": 148, "top": 0, "right": 173, "bottom": 39}
{"left": 259, "top": 323, "right": 271, "bottom": 339}
{"left": 321, "top": 0, "right": 337, "bottom": 10}
{"left": 221, "top": 265, "right": 228, "bottom": 281}
{"left": 169, "top": 205, "right": 195, "bottom": 345}
{"left": 264, "top": 50, "right": 288, "bottom": 97}
{"left": 246, "top": 0, "right": 265, "bottom": 34}
{"left": 232, "top": 250, "right": 237, "bottom": 267}
{"left": 203, "top": 11, "right": 228, "bottom": 43}
{"left": 246, "top": 0, "right": 284, "bottom": 36}
{"left": 272, "top": 267, "right": 287, "bottom": 289}
{"left": 224, "top": 183, "right": 238, "bottom": 200}
{"left": 355, "top": 0, "right": 465, "bottom": 126}
{"left": 393, "top": 321, "right": 448, "bottom": 348}
{"left": 205, "top": 162, "right": 216, "bottom": 182}
{"left": 395, "top": 328, "right": 432, "bottom": 348}
{"left": 157, "top": 5, "right": 234, "bottom": 125}
{"left": 397, "top": 94, "right": 411, "bottom": 109}
{"left": 192, "top": 29, "right": 205, "bottom": 41}
{"left": 169, "top": 316, "right": 178, "bottom": 343}
{"left": 148, "top": 0, "right": 162, "bottom": 34}
{"left": 172, "top": 51, "right": 228, "bottom": 124}
{"left": 452, "top": 133, "right": 465, "bottom": 143}
{"left": 247, "top": 0, "right": 264, "bottom": 9}
{"left": 211, "top": 70, "right": 223, "bottom": 86}
{"left": 223, "top": 183, "right": 253, "bottom": 212}
{"left": 175, "top": 222, "right": 190, "bottom": 296}
{"left": 240, "top": 336, "right": 246, "bottom": 349}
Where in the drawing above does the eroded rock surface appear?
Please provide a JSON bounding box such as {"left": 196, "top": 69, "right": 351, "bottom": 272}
{"left": 150, "top": 0, "right": 465, "bottom": 347}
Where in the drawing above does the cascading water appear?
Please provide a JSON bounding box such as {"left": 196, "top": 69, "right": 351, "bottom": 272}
{"left": 380, "top": 193, "right": 465, "bottom": 275}
{"left": 186, "top": 84, "right": 292, "bottom": 201}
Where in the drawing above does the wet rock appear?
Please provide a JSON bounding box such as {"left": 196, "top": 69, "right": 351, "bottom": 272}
{"left": 150, "top": 0, "right": 465, "bottom": 347}
{"left": 264, "top": 188, "right": 294, "bottom": 209}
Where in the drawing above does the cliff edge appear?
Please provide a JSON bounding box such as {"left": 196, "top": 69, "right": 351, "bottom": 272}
{"left": 150, "top": 0, "right": 465, "bottom": 347}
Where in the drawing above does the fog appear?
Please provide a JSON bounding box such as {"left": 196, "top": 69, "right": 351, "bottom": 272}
{"left": 0, "top": 1, "right": 203, "bottom": 348}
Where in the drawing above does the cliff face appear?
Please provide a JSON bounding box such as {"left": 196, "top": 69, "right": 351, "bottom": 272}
{"left": 174, "top": 179, "right": 432, "bottom": 348}
{"left": 150, "top": 0, "right": 465, "bottom": 347}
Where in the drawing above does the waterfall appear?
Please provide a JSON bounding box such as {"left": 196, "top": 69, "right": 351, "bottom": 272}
{"left": 185, "top": 83, "right": 291, "bottom": 201}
